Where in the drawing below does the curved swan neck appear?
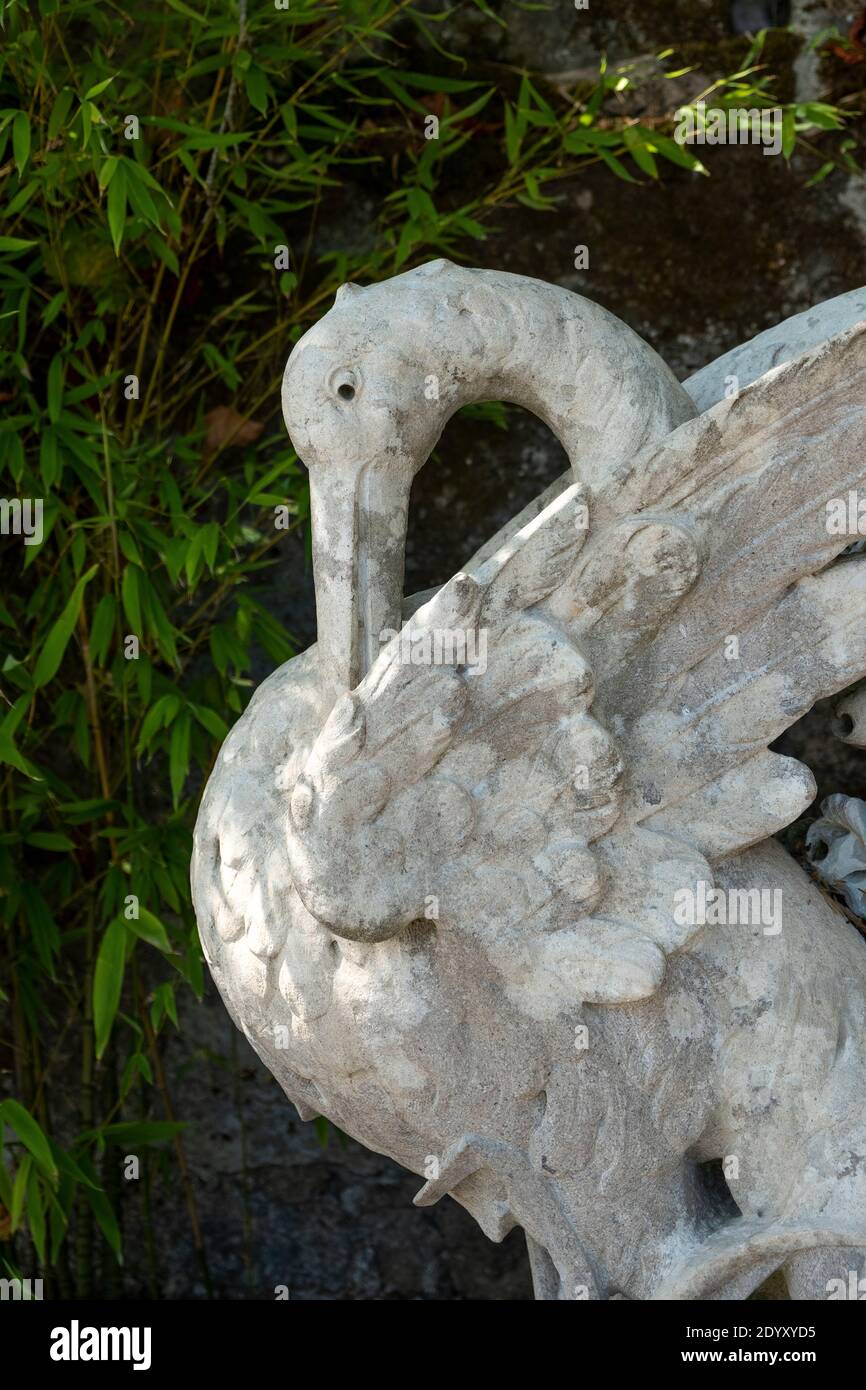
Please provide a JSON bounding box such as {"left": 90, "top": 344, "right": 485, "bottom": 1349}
{"left": 415, "top": 265, "right": 696, "bottom": 492}
{"left": 283, "top": 262, "right": 697, "bottom": 699}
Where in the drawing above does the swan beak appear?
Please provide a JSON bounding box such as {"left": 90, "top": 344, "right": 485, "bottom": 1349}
{"left": 308, "top": 459, "right": 413, "bottom": 696}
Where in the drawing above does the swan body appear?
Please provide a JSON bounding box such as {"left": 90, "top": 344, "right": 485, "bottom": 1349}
{"left": 193, "top": 263, "right": 866, "bottom": 1299}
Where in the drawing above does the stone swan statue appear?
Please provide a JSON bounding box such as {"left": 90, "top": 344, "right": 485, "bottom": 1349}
{"left": 192, "top": 262, "right": 866, "bottom": 1300}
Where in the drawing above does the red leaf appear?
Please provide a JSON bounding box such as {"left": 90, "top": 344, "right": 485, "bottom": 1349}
{"left": 203, "top": 405, "right": 264, "bottom": 456}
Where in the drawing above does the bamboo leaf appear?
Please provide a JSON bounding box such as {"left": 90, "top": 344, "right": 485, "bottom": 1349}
{"left": 0, "top": 236, "right": 37, "bottom": 253}
{"left": 245, "top": 65, "right": 269, "bottom": 115}
{"left": 26, "top": 1166, "right": 47, "bottom": 1262}
{"left": 0, "top": 1101, "right": 58, "bottom": 1182}
{"left": 169, "top": 710, "right": 191, "bottom": 805}
{"left": 163, "top": 0, "right": 206, "bottom": 22}
{"left": 192, "top": 704, "right": 228, "bottom": 740}
{"left": 107, "top": 163, "right": 127, "bottom": 255}
{"left": 91, "top": 1120, "right": 187, "bottom": 1146}
{"left": 127, "top": 907, "right": 172, "bottom": 953}
{"left": 89, "top": 594, "right": 116, "bottom": 666}
{"left": 24, "top": 831, "right": 75, "bottom": 851}
{"left": 84, "top": 1174, "right": 122, "bottom": 1262}
{"left": 119, "top": 1052, "right": 153, "bottom": 1098}
{"left": 121, "top": 564, "right": 143, "bottom": 633}
{"left": 12, "top": 111, "right": 30, "bottom": 176}
{"left": 623, "top": 126, "right": 658, "bottom": 178}
{"left": 47, "top": 355, "right": 64, "bottom": 423}
{"left": 93, "top": 917, "right": 128, "bottom": 1059}
{"left": 32, "top": 565, "right": 98, "bottom": 688}
{"left": 85, "top": 76, "right": 115, "bottom": 100}
{"left": 47, "top": 88, "right": 74, "bottom": 141}
{"left": 11, "top": 1152, "right": 31, "bottom": 1229}
{"left": 651, "top": 131, "right": 708, "bottom": 174}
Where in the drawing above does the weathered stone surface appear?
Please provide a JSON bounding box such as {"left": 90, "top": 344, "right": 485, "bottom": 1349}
{"left": 836, "top": 688, "right": 866, "bottom": 749}
{"left": 685, "top": 286, "right": 866, "bottom": 409}
{"left": 194, "top": 261, "right": 866, "bottom": 1299}
{"left": 807, "top": 794, "right": 866, "bottom": 917}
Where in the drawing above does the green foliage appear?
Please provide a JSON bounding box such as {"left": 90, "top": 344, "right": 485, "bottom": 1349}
{"left": 0, "top": 0, "right": 856, "bottom": 1293}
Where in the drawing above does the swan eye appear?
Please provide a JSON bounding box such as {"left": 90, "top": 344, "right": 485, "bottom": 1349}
{"left": 330, "top": 368, "right": 360, "bottom": 402}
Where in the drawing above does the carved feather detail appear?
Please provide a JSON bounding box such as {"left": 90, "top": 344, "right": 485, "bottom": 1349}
{"left": 282, "top": 320, "right": 866, "bottom": 1006}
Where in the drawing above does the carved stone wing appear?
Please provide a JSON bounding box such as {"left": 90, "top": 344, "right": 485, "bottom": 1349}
{"left": 286, "top": 320, "right": 866, "bottom": 1010}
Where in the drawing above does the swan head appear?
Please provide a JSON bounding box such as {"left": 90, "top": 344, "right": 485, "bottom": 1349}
{"left": 282, "top": 269, "right": 459, "bottom": 697}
